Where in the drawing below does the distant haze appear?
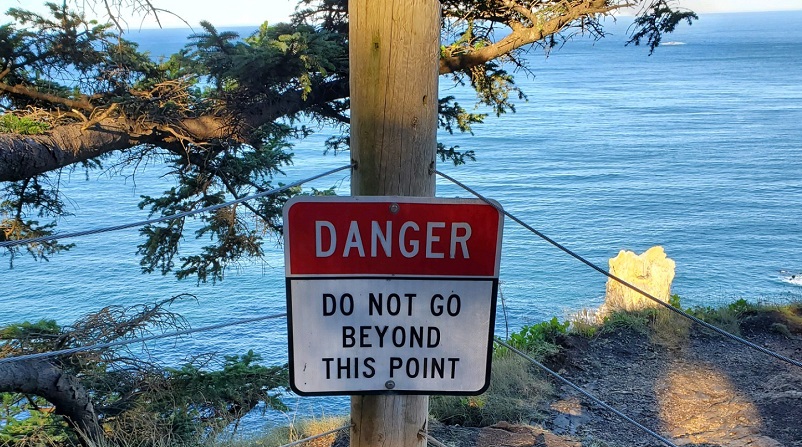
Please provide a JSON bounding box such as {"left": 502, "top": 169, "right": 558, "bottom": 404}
{"left": 3, "top": 0, "right": 802, "bottom": 29}
{"left": 2, "top": 0, "right": 295, "bottom": 28}
{"left": 681, "top": 0, "right": 802, "bottom": 13}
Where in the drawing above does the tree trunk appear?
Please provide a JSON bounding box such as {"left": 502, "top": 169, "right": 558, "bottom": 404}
{"left": 348, "top": 0, "right": 440, "bottom": 446}
{"left": 0, "top": 359, "right": 104, "bottom": 445}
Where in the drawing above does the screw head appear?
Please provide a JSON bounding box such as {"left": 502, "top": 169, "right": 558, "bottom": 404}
{"left": 385, "top": 380, "right": 395, "bottom": 389}
{"left": 389, "top": 203, "right": 400, "bottom": 214}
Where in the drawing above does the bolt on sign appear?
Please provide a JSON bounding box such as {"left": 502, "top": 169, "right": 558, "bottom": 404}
{"left": 283, "top": 196, "right": 503, "bottom": 395}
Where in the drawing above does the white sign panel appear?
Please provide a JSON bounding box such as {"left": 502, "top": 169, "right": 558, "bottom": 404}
{"left": 283, "top": 196, "right": 503, "bottom": 395}
{"left": 288, "top": 278, "right": 496, "bottom": 394}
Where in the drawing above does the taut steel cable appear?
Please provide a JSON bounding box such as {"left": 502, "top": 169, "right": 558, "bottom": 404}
{"left": 0, "top": 312, "right": 287, "bottom": 364}
{"left": 437, "top": 169, "right": 802, "bottom": 369}
{"left": 1, "top": 164, "right": 353, "bottom": 248}
{"left": 496, "top": 338, "right": 678, "bottom": 447}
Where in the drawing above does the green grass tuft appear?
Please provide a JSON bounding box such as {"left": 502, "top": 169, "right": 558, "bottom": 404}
{"left": 430, "top": 353, "right": 551, "bottom": 427}
{"left": 600, "top": 309, "right": 654, "bottom": 334}
{"left": 0, "top": 114, "right": 50, "bottom": 135}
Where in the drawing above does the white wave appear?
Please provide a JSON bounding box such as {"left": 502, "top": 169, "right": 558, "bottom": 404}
{"left": 781, "top": 274, "right": 802, "bottom": 286}
{"left": 662, "top": 41, "right": 686, "bottom": 46}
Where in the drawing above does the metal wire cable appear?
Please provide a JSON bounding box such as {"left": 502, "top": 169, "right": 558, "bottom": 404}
{"left": 0, "top": 164, "right": 353, "bottom": 249}
{"left": 0, "top": 312, "right": 286, "bottom": 364}
{"left": 437, "top": 169, "right": 802, "bottom": 369}
{"left": 495, "top": 338, "right": 678, "bottom": 447}
{"left": 276, "top": 424, "right": 351, "bottom": 447}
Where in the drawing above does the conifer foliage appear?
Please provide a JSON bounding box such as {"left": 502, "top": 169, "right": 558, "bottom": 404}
{"left": 1, "top": 0, "right": 695, "bottom": 280}
{"left": 0, "top": 0, "right": 695, "bottom": 444}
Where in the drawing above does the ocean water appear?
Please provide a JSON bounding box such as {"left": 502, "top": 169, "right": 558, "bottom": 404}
{"left": 3, "top": 10, "right": 802, "bottom": 425}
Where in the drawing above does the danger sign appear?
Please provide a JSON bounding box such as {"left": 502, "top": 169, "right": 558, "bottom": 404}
{"left": 283, "top": 196, "right": 503, "bottom": 395}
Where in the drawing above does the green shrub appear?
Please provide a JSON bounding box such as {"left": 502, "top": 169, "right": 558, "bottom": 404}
{"left": 0, "top": 394, "right": 70, "bottom": 446}
{"left": 669, "top": 293, "right": 682, "bottom": 308}
{"left": 686, "top": 304, "right": 741, "bottom": 334}
{"left": 493, "top": 317, "right": 568, "bottom": 360}
{"left": 1, "top": 303, "right": 289, "bottom": 447}
{"left": 0, "top": 115, "right": 50, "bottom": 135}
{"left": 508, "top": 317, "right": 569, "bottom": 351}
{"left": 727, "top": 298, "right": 756, "bottom": 315}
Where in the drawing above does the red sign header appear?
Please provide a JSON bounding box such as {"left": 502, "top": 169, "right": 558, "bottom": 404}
{"left": 283, "top": 197, "right": 503, "bottom": 277}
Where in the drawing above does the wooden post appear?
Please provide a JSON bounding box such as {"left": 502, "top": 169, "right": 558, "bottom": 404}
{"left": 348, "top": 0, "right": 440, "bottom": 446}
{"left": 349, "top": 0, "right": 440, "bottom": 198}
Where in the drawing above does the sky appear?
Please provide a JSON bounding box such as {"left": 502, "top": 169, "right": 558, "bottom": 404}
{"left": 680, "top": 0, "right": 802, "bottom": 13}
{"left": 3, "top": 0, "right": 802, "bottom": 28}
{"left": 2, "top": 0, "right": 296, "bottom": 27}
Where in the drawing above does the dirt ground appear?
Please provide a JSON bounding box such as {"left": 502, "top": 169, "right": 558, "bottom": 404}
{"left": 540, "top": 321, "right": 802, "bottom": 447}
{"left": 436, "top": 309, "right": 802, "bottom": 446}
{"left": 332, "top": 311, "right": 802, "bottom": 447}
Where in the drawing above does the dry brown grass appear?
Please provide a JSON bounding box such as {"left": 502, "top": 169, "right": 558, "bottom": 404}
{"left": 246, "top": 416, "right": 349, "bottom": 447}
{"left": 429, "top": 353, "right": 552, "bottom": 427}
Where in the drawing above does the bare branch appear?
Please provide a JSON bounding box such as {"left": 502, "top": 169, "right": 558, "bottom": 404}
{"left": 0, "top": 83, "right": 94, "bottom": 112}
{"left": 440, "top": 0, "right": 622, "bottom": 74}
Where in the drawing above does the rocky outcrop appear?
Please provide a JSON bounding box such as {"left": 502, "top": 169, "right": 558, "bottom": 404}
{"left": 605, "top": 246, "right": 675, "bottom": 311}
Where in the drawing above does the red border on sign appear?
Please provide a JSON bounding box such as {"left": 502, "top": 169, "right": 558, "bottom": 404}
{"left": 283, "top": 197, "right": 503, "bottom": 277}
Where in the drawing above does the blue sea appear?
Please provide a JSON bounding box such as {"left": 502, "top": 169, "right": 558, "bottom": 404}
{"left": 3, "top": 10, "right": 802, "bottom": 427}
